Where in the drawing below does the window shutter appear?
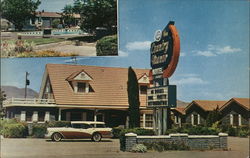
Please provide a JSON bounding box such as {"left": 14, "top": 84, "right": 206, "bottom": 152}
{"left": 238, "top": 114, "right": 242, "bottom": 126}
{"left": 230, "top": 114, "right": 233, "bottom": 125}
{"left": 191, "top": 114, "right": 194, "bottom": 125}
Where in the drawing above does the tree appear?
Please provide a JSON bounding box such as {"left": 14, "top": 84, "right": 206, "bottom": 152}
{"left": 206, "top": 105, "right": 221, "bottom": 127}
{"left": 62, "top": 4, "right": 75, "bottom": 27}
{"left": 52, "top": 19, "right": 61, "bottom": 28}
{"left": 73, "top": 0, "right": 117, "bottom": 34}
{"left": 1, "top": 0, "right": 41, "bottom": 31}
{"left": 127, "top": 67, "right": 140, "bottom": 128}
{"left": 0, "top": 90, "right": 6, "bottom": 119}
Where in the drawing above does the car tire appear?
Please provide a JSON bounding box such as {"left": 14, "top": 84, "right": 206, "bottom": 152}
{"left": 52, "top": 133, "right": 62, "bottom": 142}
{"left": 92, "top": 133, "right": 102, "bottom": 142}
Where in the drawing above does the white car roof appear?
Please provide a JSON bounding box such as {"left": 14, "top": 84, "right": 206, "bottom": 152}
{"left": 71, "top": 121, "right": 105, "bottom": 124}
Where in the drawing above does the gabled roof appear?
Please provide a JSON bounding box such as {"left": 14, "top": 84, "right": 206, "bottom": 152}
{"left": 220, "top": 98, "right": 249, "bottom": 111}
{"left": 172, "top": 107, "right": 186, "bottom": 115}
{"left": 138, "top": 73, "right": 149, "bottom": 84}
{"left": 185, "top": 100, "right": 227, "bottom": 112}
{"left": 66, "top": 69, "right": 93, "bottom": 81}
{"left": 44, "top": 64, "right": 150, "bottom": 107}
{"left": 36, "top": 12, "right": 80, "bottom": 18}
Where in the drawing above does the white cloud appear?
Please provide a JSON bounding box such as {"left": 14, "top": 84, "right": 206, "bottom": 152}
{"left": 196, "top": 51, "right": 216, "bottom": 57}
{"left": 216, "top": 46, "right": 241, "bottom": 54}
{"left": 194, "top": 45, "right": 241, "bottom": 57}
{"left": 125, "top": 41, "right": 151, "bottom": 51}
{"left": 172, "top": 77, "right": 208, "bottom": 85}
{"left": 180, "top": 52, "right": 186, "bottom": 57}
{"left": 119, "top": 50, "right": 128, "bottom": 57}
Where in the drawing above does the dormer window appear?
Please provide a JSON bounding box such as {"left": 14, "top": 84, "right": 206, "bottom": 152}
{"left": 140, "top": 85, "right": 148, "bottom": 94}
{"left": 138, "top": 73, "right": 150, "bottom": 95}
{"left": 67, "top": 70, "right": 94, "bottom": 93}
{"left": 77, "top": 82, "right": 86, "bottom": 92}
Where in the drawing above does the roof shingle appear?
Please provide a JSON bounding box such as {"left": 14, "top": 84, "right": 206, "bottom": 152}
{"left": 45, "top": 64, "right": 150, "bottom": 108}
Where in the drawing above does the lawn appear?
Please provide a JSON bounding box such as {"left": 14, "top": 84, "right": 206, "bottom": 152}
{"left": 24, "top": 38, "right": 65, "bottom": 45}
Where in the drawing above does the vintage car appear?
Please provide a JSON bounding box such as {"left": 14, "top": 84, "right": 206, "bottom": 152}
{"left": 45, "top": 121, "right": 113, "bottom": 142}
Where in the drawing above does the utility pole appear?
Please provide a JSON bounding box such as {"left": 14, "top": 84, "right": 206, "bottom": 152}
{"left": 24, "top": 72, "right": 30, "bottom": 99}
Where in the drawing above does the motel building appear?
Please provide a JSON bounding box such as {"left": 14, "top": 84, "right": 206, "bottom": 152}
{"left": 3, "top": 64, "right": 249, "bottom": 129}
{"left": 171, "top": 98, "right": 249, "bottom": 127}
{"left": 3, "top": 64, "right": 153, "bottom": 128}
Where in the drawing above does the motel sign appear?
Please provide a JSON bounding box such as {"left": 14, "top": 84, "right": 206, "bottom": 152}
{"left": 147, "top": 21, "right": 180, "bottom": 135}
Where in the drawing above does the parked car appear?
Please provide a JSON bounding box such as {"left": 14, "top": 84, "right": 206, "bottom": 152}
{"left": 45, "top": 121, "right": 113, "bottom": 142}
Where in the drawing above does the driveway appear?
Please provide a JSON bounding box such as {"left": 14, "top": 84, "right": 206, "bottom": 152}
{"left": 0, "top": 137, "right": 249, "bottom": 158}
{"left": 34, "top": 41, "right": 96, "bottom": 56}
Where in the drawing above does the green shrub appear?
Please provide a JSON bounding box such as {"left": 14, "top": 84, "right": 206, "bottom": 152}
{"left": 2, "top": 123, "right": 27, "bottom": 138}
{"left": 238, "top": 130, "right": 249, "bottom": 137}
{"left": 32, "top": 124, "right": 47, "bottom": 138}
{"left": 47, "top": 121, "right": 71, "bottom": 127}
{"left": 165, "top": 125, "right": 220, "bottom": 135}
{"left": 131, "top": 144, "right": 147, "bottom": 153}
{"left": 119, "top": 128, "right": 155, "bottom": 136}
{"left": 143, "top": 141, "right": 189, "bottom": 152}
{"left": 119, "top": 128, "right": 155, "bottom": 151}
{"left": 96, "top": 35, "right": 118, "bottom": 56}
{"left": 227, "top": 126, "right": 237, "bottom": 136}
{"left": 52, "top": 19, "right": 60, "bottom": 28}
{"left": 0, "top": 119, "right": 19, "bottom": 135}
{"left": 112, "top": 127, "right": 123, "bottom": 138}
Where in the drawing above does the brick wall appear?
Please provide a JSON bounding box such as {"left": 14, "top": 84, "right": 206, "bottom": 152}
{"left": 124, "top": 133, "right": 228, "bottom": 151}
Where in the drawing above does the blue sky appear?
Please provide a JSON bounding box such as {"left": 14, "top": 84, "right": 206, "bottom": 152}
{"left": 1, "top": 0, "right": 249, "bottom": 102}
{"left": 118, "top": 0, "right": 249, "bottom": 101}
{"left": 38, "top": 0, "right": 74, "bottom": 12}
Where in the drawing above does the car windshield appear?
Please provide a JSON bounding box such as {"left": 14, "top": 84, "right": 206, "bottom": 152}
{"left": 91, "top": 124, "right": 106, "bottom": 128}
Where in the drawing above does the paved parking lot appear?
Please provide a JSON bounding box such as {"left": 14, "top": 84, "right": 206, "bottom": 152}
{"left": 0, "top": 137, "right": 249, "bottom": 158}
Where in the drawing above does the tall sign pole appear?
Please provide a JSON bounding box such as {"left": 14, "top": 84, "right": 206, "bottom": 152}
{"left": 147, "top": 21, "right": 180, "bottom": 135}
{"left": 24, "top": 72, "right": 30, "bottom": 99}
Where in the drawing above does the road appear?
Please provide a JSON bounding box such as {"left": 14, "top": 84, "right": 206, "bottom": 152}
{"left": 0, "top": 137, "right": 249, "bottom": 158}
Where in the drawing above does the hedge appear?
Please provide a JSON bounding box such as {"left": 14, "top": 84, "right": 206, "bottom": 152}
{"left": 165, "top": 125, "right": 220, "bottom": 135}
{"left": 2, "top": 123, "right": 27, "bottom": 138}
{"left": 31, "top": 123, "right": 47, "bottom": 138}
{"left": 96, "top": 35, "right": 118, "bottom": 56}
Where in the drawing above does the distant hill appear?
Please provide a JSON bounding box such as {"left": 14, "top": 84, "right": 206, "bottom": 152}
{"left": 177, "top": 100, "right": 189, "bottom": 107}
{"left": 1, "top": 86, "right": 38, "bottom": 99}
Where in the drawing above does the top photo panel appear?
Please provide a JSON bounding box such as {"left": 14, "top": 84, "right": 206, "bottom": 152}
{"left": 1, "top": 0, "right": 118, "bottom": 57}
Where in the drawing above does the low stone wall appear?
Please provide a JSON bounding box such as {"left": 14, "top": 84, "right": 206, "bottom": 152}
{"left": 124, "top": 133, "right": 228, "bottom": 151}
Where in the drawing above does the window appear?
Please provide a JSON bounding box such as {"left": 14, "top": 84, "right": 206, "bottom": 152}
{"left": 193, "top": 114, "right": 198, "bottom": 125}
{"left": 38, "top": 111, "right": 45, "bottom": 122}
{"left": 89, "top": 85, "right": 94, "bottom": 92}
{"left": 233, "top": 114, "right": 239, "bottom": 126}
{"left": 148, "top": 96, "right": 153, "bottom": 100}
{"left": 145, "top": 114, "right": 153, "bottom": 127}
{"left": 72, "top": 124, "right": 81, "bottom": 128}
{"left": 26, "top": 111, "right": 32, "bottom": 122}
{"left": 72, "top": 124, "right": 91, "bottom": 129}
{"left": 77, "top": 82, "right": 86, "bottom": 92}
{"left": 81, "top": 124, "right": 92, "bottom": 129}
{"left": 140, "top": 114, "right": 153, "bottom": 128}
{"left": 91, "top": 124, "right": 106, "bottom": 128}
{"left": 140, "top": 114, "right": 143, "bottom": 127}
{"left": 140, "top": 85, "right": 148, "bottom": 94}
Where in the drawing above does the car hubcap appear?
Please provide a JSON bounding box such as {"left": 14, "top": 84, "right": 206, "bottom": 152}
{"left": 94, "top": 134, "right": 101, "bottom": 141}
{"left": 54, "top": 133, "right": 61, "bottom": 141}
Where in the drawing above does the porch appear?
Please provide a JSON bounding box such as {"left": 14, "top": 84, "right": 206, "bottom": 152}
{"left": 3, "top": 98, "right": 153, "bottom": 128}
